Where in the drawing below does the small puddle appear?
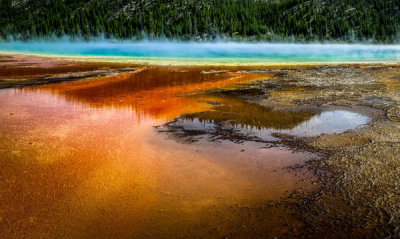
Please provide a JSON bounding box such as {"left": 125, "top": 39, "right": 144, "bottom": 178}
{"left": 166, "top": 97, "right": 370, "bottom": 141}
{"left": 279, "top": 110, "right": 370, "bottom": 137}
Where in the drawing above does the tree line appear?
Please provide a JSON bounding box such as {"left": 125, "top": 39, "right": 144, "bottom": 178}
{"left": 0, "top": 0, "right": 399, "bottom": 42}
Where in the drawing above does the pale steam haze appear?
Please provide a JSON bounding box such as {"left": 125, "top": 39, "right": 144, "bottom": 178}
{"left": 1, "top": 41, "right": 400, "bottom": 63}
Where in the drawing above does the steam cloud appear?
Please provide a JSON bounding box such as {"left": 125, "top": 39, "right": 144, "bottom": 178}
{"left": 1, "top": 40, "right": 399, "bottom": 63}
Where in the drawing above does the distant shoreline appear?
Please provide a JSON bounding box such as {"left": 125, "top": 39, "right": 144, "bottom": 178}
{"left": 1, "top": 51, "right": 399, "bottom": 67}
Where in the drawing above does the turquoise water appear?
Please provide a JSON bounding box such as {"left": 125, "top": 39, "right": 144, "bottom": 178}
{"left": 0, "top": 41, "right": 399, "bottom": 63}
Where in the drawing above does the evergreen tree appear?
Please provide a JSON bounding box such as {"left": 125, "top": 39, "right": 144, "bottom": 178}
{"left": 0, "top": 0, "right": 398, "bottom": 43}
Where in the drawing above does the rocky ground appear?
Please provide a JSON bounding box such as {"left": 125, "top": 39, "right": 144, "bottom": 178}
{"left": 277, "top": 65, "right": 400, "bottom": 239}
{"left": 238, "top": 65, "right": 400, "bottom": 238}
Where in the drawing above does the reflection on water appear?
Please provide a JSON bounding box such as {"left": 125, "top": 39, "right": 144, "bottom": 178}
{"left": 181, "top": 96, "right": 315, "bottom": 130}
{"left": 280, "top": 110, "right": 370, "bottom": 136}
{"left": 26, "top": 67, "right": 264, "bottom": 121}
{"left": 0, "top": 66, "right": 320, "bottom": 239}
{"left": 173, "top": 98, "right": 370, "bottom": 140}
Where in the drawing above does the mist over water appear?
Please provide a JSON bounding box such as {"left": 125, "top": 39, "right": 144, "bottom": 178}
{"left": 1, "top": 41, "right": 399, "bottom": 63}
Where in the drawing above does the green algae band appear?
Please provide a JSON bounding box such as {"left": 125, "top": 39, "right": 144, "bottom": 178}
{"left": 1, "top": 42, "right": 400, "bottom": 64}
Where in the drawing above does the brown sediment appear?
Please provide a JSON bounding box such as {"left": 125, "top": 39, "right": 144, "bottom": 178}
{"left": 0, "top": 54, "right": 133, "bottom": 76}
{"left": 0, "top": 54, "right": 143, "bottom": 88}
